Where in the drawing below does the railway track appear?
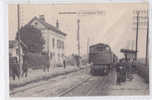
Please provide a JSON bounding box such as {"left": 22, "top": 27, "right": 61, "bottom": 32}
{"left": 57, "top": 76, "right": 92, "bottom": 96}
{"left": 10, "top": 75, "right": 63, "bottom": 96}
{"left": 10, "top": 67, "right": 89, "bottom": 96}
{"left": 57, "top": 73, "right": 110, "bottom": 96}
{"left": 10, "top": 67, "right": 113, "bottom": 97}
{"left": 86, "top": 75, "right": 108, "bottom": 96}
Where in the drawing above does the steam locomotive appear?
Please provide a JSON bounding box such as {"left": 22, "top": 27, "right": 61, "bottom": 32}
{"left": 89, "top": 43, "right": 117, "bottom": 75}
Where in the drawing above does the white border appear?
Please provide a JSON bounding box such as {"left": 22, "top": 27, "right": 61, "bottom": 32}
{"left": 0, "top": 0, "right": 151, "bottom": 100}
{"left": 0, "top": 2, "right": 6, "bottom": 100}
{"left": 3, "top": 0, "right": 149, "bottom": 4}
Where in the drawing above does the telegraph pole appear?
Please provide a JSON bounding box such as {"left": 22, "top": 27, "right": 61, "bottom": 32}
{"left": 77, "top": 19, "right": 80, "bottom": 67}
{"left": 135, "top": 11, "right": 139, "bottom": 60}
{"left": 133, "top": 9, "right": 148, "bottom": 64}
{"left": 17, "top": 4, "right": 21, "bottom": 76}
{"left": 131, "top": 40, "right": 134, "bottom": 50}
{"left": 48, "top": 36, "right": 50, "bottom": 59}
{"left": 146, "top": 10, "right": 149, "bottom": 66}
{"left": 17, "top": 4, "right": 20, "bottom": 35}
{"left": 87, "top": 38, "right": 90, "bottom": 63}
{"left": 87, "top": 38, "right": 90, "bottom": 55}
{"left": 77, "top": 19, "right": 80, "bottom": 56}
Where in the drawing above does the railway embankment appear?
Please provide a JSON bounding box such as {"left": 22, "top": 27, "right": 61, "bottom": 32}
{"left": 10, "top": 65, "right": 89, "bottom": 91}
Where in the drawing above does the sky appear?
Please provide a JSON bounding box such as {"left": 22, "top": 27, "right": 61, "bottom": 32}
{"left": 8, "top": 3, "right": 148, "bottom": 58}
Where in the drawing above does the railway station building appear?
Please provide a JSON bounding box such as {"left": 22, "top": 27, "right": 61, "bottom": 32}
{"left": 28, "top": 15, "right": 67, "bottom": 66}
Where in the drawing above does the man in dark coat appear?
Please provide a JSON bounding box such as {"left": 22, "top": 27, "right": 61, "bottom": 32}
{"left": 9, "top": 57, "right": 20, "bottom": 80}
{"left": 116, "top": 65, "right": 122, "bottom": 85}
{"left": 125, "top": 60, "right": 133, "bottom": 81}
{"left": 115, "top": 59, "right": 127, "bottom": 85}
{"left": 63, "top": 59, "right": 66, "bottom": 69}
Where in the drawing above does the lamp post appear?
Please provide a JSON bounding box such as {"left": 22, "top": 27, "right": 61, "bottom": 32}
{"left": 146, "top": 10, "right": 149, "bottom": 66}
{"left": 135, "top": 11, "right": 139, "bottom": 60}
{"left": 77, "top": 19, "right": 80, "bottom": 67}
{"left": 17, "top": 4, "right": 22, "bottom": 76}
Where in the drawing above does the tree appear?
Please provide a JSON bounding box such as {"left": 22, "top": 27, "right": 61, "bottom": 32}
{"left": 16, "top": 24, "right": 45, "bottom": 53}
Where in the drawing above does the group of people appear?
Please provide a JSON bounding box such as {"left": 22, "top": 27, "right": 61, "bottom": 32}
{"left": 115, "top": 58, "right": 134, "bottom": 85}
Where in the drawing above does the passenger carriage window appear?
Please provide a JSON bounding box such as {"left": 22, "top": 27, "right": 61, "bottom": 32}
{"left": 96, "top": 47, "right": 104, "bottom": 51}
{"left": 105, "top": 47, "right": 110, "bottom": 51}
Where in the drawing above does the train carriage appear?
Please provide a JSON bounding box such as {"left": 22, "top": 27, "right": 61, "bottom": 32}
{"left": 89, "top": 43, "right": 114, "bottom": 75}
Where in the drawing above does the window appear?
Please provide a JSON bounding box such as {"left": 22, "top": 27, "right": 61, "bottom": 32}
{"left": 62, "top": 41, "right": 64, "bottom": 49}
{"left": 52, "top": 52, "right": 55, "bottom": 59}
{"left": 60, "top": 41, "right": 62, "bottom": 49}
{"left": 62, "top": 54, "right": 64, "bottom": 58}
{"left": 57, "top": 40, "right": 61, "bottom": 49}
{"left": 59, "top": 41, "right": 64, "bottom": 49}
{"left": 58, "top": 53, "right": 60, "bottom": 60}
{"left": 50, "top": 52, "right": 52, "bottom": 60}
{"left": 52, "top": 38, "right": 55, "bottom": 48}
{"left": 35, "top": 22, "right": 38, "bottom": 25}
{"left": 105, "top": 47, "right": 110, "bottom": 51}
{"left": 16, "top": 47, "right": 20, "bottom": 55}
{"left": 61, "top": 41, "right": 63, "bottom": 49}
{"left": 56, "top": 40, "right": 64, "bottom": 49}
{"left": 9, "top": 52, "right": 12, "bottom": 57}
{"left": 57, "top": 40, "right": 59, "bottom": 48}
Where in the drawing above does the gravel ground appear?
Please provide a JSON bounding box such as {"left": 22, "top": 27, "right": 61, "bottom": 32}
{"left": 10, "top": 67, "right": 149, "bottom": 97}
{"left": 10, "top": 65, "right": 87, "bottom": 91}
{"left": 10, "top": 67, "right": 90, "bottom": 97}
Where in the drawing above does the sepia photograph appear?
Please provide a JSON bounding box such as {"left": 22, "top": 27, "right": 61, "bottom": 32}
{"left": 8, "top": 3, "right": 149, "bottom": 97}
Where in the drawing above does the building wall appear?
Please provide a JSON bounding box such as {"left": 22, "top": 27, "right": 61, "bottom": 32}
{"left": 30, "top": 19, "right": 65, "bottom": 65}
{"left": 42, "top": 29, "right": 65, "bottom": 65}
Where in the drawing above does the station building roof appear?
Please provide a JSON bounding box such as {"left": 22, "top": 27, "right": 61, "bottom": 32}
{"left": 28, "top": 16, "right": 67, "bottom": 36}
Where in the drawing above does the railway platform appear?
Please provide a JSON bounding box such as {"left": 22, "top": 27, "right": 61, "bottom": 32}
{"left": 106, "top": 71, "right": 149, "bottom": 95}
{"left": 10, "top": 65, "right": 88, "bottom": 91}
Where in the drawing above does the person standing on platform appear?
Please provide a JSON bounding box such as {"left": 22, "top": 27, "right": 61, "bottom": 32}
{"left": 63, "top": 57, "right": 66, "bottom": 69}
{"left": 115, "top": 59, "right": 127, "bottom": 85}
{"left": 116, "top": 65, "right": 121, "bottom": 85}
{"left": 125, "top": 59, "right": 133, "bottom": 81}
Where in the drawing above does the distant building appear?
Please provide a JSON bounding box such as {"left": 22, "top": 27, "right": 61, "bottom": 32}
{"left": 28, "top": 15, "right": 67, "bottom": 65}
{"left": 120, "top": 49, "right": 137, "bottom": 61}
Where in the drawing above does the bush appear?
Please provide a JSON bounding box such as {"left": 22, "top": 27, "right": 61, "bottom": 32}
{"left": 23, "top": 52, "right": 49, "bottom": 69}
{"left": 16, "top": 24, "right": 45, "bottom": 53}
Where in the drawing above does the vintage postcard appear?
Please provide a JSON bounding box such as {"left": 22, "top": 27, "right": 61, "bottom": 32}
{"left": 8, "top": 3, "right": 149, "bottom": 97}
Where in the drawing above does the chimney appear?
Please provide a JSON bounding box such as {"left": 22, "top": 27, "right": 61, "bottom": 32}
{"left": 56, "top": 19, "right": 59, "bottom": 29}
{"left": 39, "top": 15, "right": 45, "bottom": 21}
